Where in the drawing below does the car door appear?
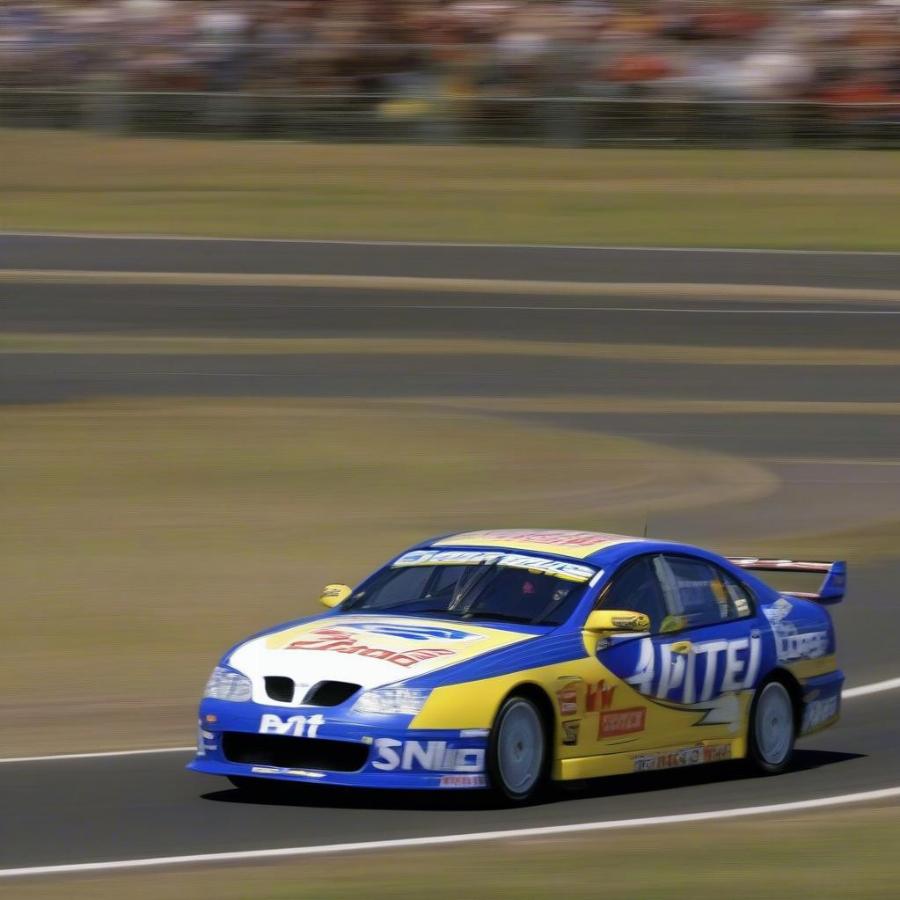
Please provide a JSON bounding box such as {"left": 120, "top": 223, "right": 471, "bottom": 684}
{"left": 590, "top": 553, "right": 762, "bottom": 754}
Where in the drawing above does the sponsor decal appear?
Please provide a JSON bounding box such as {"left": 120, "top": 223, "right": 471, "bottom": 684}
{"left": 633, "top": 742, "right": 732, "bottom": 773}
{"left": 371, "top": 738, "right": 485, "bottom": 773}
{"left": 393, "top": 549, "right": 596, "bottom": 583}
{"left": 283, "top": 627, "right": 455, "bottom": 667}
{"left": 734, "top": 597, "right": 751, "bottom": 616}
{"left": 765, "top": 597, "right": 793, "bottom": 624}
{"left": 561, "top": 720, "right": 580, "bottom": 746}
{"left": 583, "top": 680, "right": 645, "bottom": 738}
{"left": 341, "top": 622, "right": 480, "bottom": 642}
{"left": 258, "top": 713, "right": 325, "bottom": 738}
{"left": 626, "top": 635, "right": 762, "bottom": 703}
{"left": 586, "top": 679, "right": 616, "bottom": 712}
{"left": 599, "top": 707, "right": 646, "bottom": 739}
{"left": 437, "top": 529, "right": 631, "bottom": 553}
{"left": 802, "top": 695, "right": 840, "bottom": 733}
{"left": 453, "top": 529, "right": 614, "bottom": 548}
{"left": 778, "top": 629, "right": 828, "bottom": 661}
{"left": 763, "top": 601, "right": 829, "bottom": 662}
{"left": 440, "top": 774, "right": 488, "bottom": 788}
{"left": 556, "top": 685, "right": 579, "bottom": 716}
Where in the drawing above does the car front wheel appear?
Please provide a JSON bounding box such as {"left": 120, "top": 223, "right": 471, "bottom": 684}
{"left": 488, "top": 695, "right": 548, "bottom": 803}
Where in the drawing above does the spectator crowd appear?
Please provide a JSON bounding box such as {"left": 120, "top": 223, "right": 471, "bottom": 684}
{"left": 2, "top": 0, "right": 900, "bottom": 108}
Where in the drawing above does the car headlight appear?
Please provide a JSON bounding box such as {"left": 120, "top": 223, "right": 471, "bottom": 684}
{"left": 352, "top": 687, "right": 431, "bottom": 716}
{"left": 203, "top": 665, "right": 252, "bottom": 702}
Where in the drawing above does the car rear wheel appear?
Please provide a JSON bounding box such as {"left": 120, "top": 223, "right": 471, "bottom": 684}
{"left": 488, "top": 695, "right": 547, "bottom": 803}
{"left": 748, "top": 680, "right": 796, "bottom": 774}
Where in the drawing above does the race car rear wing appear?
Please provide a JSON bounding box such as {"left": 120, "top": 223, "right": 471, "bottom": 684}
{"left": 727, "top": 558, "right": 847, "bottom": 604}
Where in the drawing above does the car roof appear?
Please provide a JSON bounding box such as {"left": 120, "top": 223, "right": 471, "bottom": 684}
{"left": 420, "top": 528, "right": 737, "bottom": 568}
{"left": 427, "top": 529, "right": 651, "bottom": 564}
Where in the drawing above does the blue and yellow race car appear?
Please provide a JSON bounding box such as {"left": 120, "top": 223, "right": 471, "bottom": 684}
{"left": 189, "top": 529, "right": 845, "bottom": 801}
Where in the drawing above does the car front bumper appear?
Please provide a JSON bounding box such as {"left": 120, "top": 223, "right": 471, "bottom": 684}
{"left": 187, "top": 698, "right": 490, "bottom": 790}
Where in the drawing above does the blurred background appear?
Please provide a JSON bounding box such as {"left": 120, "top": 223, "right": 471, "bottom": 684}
{"left": 3, "top": 0, "right": 900, "bottom": 145}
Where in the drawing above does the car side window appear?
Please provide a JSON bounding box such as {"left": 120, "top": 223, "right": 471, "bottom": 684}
{"left": 719, "top": 568, "right": 754, "bottom": 619}
{"left": 598, "top": 556, "right": 668, "bottom": 633}
{"left": 658, "top": 555, "right": 753, "bottom": 629}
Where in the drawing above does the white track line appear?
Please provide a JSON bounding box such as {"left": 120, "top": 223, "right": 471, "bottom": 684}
{"left": 414, "top": 306, "right": 900, "bottom": 315}
{"left": 2, "top": 786, "right": 899, "bottom": 879}
{"left": 3, "top": 230, "right": 900, "bottom": 255}
{"left": 2, "top": 675, "right": 897, "bottom": 766}
{"left": 843, "top": 676, "right": 900, "bottom": 698}
{"left": 11, "top": 304, "right": 900, "bottom": 317}
{"left": 0, "top": 746, "right": 195, "bottom": 765}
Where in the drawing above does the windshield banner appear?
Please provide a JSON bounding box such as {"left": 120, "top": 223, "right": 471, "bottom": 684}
{"left": 393, "top": 549, "right": 597, "bottom": 583}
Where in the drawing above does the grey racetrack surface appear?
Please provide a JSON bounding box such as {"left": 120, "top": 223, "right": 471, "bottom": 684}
{"left": 5, "top": 232, "right": 900, "bottom": 287}
{"left": 2, "top": 235, "right": 899, "bottom": 872}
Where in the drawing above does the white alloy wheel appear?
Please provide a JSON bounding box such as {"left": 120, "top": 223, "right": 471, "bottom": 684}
{"left": 750, "top": 680, "right": 795, "bottom": 773}
{"left": 491, "top": 696, "right": 546, "bottom": 802}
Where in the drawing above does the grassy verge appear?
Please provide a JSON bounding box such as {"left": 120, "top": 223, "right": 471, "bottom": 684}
{"left": 13, "top": 805, "right": 900, "bottom": 899}
{"left": 1, "top": 397, "right": 773, "bottom": 755}
{"left": 3, "top": 129, "right": 900, "bottom": 248}
{"left": 753, "top": 518, "right": 900, "bottom": 568}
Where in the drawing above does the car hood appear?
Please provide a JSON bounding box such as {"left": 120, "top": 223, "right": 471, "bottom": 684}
{"left": 228, "top": 614, "right": 537, "bottom": 702}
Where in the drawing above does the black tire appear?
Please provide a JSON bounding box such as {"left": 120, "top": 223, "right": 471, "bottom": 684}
{"left": 747, "top": 679, "right": 796, "bottom": 774}
{"left": 487, "top": 695, "right": 549, "bottom": 803}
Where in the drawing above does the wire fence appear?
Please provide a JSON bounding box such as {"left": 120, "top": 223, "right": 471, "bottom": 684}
{"left": 4, "top": 87, "right": 900, "bottom": 149}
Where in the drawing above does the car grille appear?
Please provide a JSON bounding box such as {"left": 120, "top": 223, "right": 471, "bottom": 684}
{"left": 262, "top": 676, "right": 361, "bottom": 706}
{"left": 264, "top": 676, "right": 295, "bottom": 703}
{"left": 304, "top": 681, "right": 361, "bottom": 706}
{"left": 222, "top": 732, "right": 369, "bottom": 772}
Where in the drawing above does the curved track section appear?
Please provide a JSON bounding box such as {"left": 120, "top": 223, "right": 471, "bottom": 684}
{"left": 1, "top": 235, "right": 898, "bottom": 873}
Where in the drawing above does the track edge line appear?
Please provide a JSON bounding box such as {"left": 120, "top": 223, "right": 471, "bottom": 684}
{"left": 2, "top": 785, "right": 899, "bottom": 879}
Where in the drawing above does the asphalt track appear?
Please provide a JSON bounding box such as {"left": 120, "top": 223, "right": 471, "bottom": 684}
{"left": 2, "top": 234, "right": 899, "bottom": 876}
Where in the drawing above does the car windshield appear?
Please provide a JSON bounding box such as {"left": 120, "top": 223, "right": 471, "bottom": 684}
{"left": 341, "top": 549, "right": 597, "bottom": 627}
